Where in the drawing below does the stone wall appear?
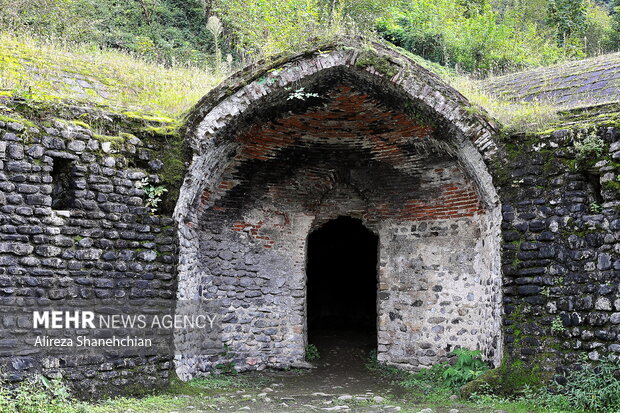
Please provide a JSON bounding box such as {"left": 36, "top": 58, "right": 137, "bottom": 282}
{"left": 378, "top": 213, "right": 502, "bottom": 370}
{"left": 2, "top": 40, "right": 619, "bottom": 394}
{"left": 0, "top": 108, "right": 179, "bottom": 396}
{"left": 499, "top": 123, "right": 620, "bottom": 378}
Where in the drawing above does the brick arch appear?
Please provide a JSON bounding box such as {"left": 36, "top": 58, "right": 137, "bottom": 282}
{"left": 173, "top": 40, "right": 503, "bottom": 380}
{"left": 176, "top": 41, "right": 501, "bottom": 223}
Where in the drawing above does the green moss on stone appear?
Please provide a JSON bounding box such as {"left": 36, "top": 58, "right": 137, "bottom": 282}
{"left": 69, "top": 120, "right": 91, "bottom": 129}
{"left": 460, "top": 355, "right": 549, "bottom": 399}
{"left": 355, "top": 50, "right": 400, "bottom": 78}
{"left": 0, "top": 113, "right": 37, "bottom": 129}
{"left": 603, "top": 180, "right": 620, "bottom": 191}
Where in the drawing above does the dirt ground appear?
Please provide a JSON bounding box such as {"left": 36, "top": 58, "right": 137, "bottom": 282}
{"left": 189, "top": 331, "right": 517, "bottom": 413}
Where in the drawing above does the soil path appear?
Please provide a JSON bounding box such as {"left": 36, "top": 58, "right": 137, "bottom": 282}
{"left": 207, "top": 331, "right": 499, "bottom": 413}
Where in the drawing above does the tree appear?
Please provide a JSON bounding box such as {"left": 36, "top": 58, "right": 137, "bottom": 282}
{"left": 611, "top": 0, "right": 620, "bottom": 49}
{"left": 583, "top": 0, "right": 613, "bottom": 55}
{"left": 458, "top": 0, "right": 488, "bottom": 18}
{"left": 546, "top": 0, "right": 587, "bottom": 48}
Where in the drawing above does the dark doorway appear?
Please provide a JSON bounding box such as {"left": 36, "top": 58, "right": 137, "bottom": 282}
{"left": 306, "top": 216, "right": 378, "bottom": 348}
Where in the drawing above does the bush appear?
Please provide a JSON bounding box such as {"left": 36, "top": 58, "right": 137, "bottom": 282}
{"left": 0, "top": 0, "right": 218, "bottom": 67}
{"left": 0, "top": 375, "right": 84, "bottom": 413}
{"left": 442, "top": 349, "right": 488, "bottom": 388}
{"left": 460, "top": 358, "right": 544, "bottom": 399}
{"left": 470, "top": 357, "right": 620, "bottom": 413}
{"left": 367, "top": 347, "right": 489, "bottom": 394}
{"left": 554, "top": 357, "right": 620, "bottom": 412}
{"left": 574, "top": 133, "right": 606, "bottom": 162}
{"left": 215, "top": 0, "right": 400, "bottom": 59}
{"left": 377, "top": 0, "right": 564, "bottom": 76}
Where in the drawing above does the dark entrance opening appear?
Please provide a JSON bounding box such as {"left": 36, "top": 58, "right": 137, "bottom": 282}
{"left": 306, "top": 216, "right": 378, "bottom": 352}
{"left": 50, "top": 157, "right": 75, "bottom": 210}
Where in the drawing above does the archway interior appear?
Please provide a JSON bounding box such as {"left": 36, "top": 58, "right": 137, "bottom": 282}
{"left": 182, "top": 74, "right": 501, "bottom": 374}
{"left": 306, "top": 216, "right": 378, "bottom": 349}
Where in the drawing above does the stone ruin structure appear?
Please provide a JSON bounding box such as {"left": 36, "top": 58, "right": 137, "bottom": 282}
{"left": 0, "top": 39, "right": 619, "bottom": 395}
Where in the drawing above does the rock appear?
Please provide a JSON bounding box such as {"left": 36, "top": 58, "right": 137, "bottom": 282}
{"left": 372, "top": 396, "right": 385, "bottom": 402}
{"left": 338, "top": 395, "right": 352, "bottom": 400}
{"left": 291, "top": 361, "right": 316, "bottom": 369}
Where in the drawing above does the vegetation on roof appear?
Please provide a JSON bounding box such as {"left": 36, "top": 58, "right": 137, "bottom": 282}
{"left": 0, "top": 32, "right": 225, "bottom": 117}
{"left": 1, "top": 0, "right": 620, "bottom": 133}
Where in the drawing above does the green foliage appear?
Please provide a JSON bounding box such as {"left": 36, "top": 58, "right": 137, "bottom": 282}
{"left": 214, "top": 344, "right": 237, "bottom": 375}
{"left": 376, "top": 0, "right": 564, "bottom": 76}
{"left": 215, "top": 0, "right": 325, "bottom": 58}
{"left": 610, "top": 0, "right": 620, "bottom": 49}
{"left": 2, "top": 0, "right": 618, "bottom": 80}
{"left": 547, "top": 0, "right": 587, "bottom": 53}
{"left": 0, "top": 375, "right": 85, "bottom": 413}
{"left": 574, "top": 133, "right": 606, "bottom": 162}
{"left": 553, "top": 357, "right": 620, "bottom": 412}
{"left": 287, "top": 88, "right": 321, "bottom": 101}
{"left": 460, "top": 358, "right": 543, "bottom": 399}
{"left": 584, "top": 0, "right": 614, "bottom": 55}
{"left": 551, "top": 315, "right": 566, "bottom": 333}
{"left": 136, "top": 177, "right": 168, "bottom": 214}
{"left": 442, "top": 349, "right": 489, "bottom": 388}
{"left": 214, "top": 0, "right": 389, "bottom": 58}
{"left": 367, "top": 347, "right": 489, "bottom": 394}
{"left": 478, "top": 357, "right": 620, "bottom": 413}
{"left": 0, "top": 31, "right": 224, "bottom": 117}
{"left": 0, "top": 0, "right": 220, "bottom": 67}
{"left": 305, "top": 343, "right": 320, "bottom": 361}
{"left": 590, "top": 201, "right": 603, "bottom": 213}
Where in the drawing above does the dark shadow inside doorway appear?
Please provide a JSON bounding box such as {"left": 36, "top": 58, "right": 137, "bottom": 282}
{"left": 306, "top": 216, "right": 378, "bottom": 358}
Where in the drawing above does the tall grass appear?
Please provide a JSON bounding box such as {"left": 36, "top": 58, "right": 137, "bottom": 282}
{"left": 0, "top": 31, "right": 227, "bottom": 117}
{"left": 449, "top": 75, "right": 561, "bottom": 133}
{"left": 0, "top": 30, "right": 570, "bottom": 132}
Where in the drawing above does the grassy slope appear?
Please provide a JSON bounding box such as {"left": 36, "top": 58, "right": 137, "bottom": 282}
{"left": 3, "top": 30, "right": 618, "bottom": 134}
{"left": 0, "top": 31, "right": 225, "bottom": 118}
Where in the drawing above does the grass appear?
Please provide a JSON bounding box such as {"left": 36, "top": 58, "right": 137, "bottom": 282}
{"left": 364, "top": 352, "right": 601, "bottom": 413}
{"left": 1, "top": 29, "right": 615, "bottom": 135}
{"left": 0, "top": 364, "right": 611, "bottom": 413}
{"left": 449, "top": 74, "right": 561, "bottom": 133}
{"left": 0, "top": 374, "right": 262, "bottom": 413}
{"left": 0, "top": 29, "right": 576, "bottom": 135}
{"left": 0, "top": 31, "right": 227, "bottom": 117}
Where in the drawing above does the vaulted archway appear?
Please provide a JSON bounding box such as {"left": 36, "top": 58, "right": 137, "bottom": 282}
{"left": 173, "top": 40, "right": 503, "bottom": 380}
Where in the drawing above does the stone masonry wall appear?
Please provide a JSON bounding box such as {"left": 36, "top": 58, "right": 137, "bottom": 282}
{"left": 378, "top": 212, "right": 502, "bottom": 370}
{"left": 0, "top": 109, "right": 178, "bottom": 396}
{"left": 174, "top": 76, "right": 503, "bottom": 378}
{"left": 499, "top": 123, "right": 620, "bottom": 378}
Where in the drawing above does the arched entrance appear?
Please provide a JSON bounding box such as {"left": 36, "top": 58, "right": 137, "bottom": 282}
{"left": 306, "top": 217, "right": 378, "bottom": 351}
{"left": 174, "top": 40, "right": 503, "bottom": 380}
